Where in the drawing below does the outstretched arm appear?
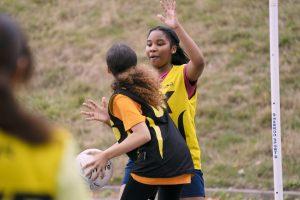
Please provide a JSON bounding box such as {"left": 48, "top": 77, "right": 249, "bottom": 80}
{"left": 81, "top": 97, "right": 110, "bottom": 126}
{"left": 157, "top": 0, "right": 205, "bottom": 81}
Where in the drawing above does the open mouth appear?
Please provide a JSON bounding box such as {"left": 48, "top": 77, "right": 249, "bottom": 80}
{"left": 149, "top": 55, "right": 159, "bottom": 61}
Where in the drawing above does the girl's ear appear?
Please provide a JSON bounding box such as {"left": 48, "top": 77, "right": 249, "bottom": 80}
{"left": 171, "top": 45, "right": 177, "bottom": 54}
{"left": 107, "top": 67, "right": 112, "bottom": 74}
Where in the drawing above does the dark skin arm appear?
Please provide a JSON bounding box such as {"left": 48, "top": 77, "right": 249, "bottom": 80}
{"left": 158, "top": 0, "right": 205, "bottom": 81}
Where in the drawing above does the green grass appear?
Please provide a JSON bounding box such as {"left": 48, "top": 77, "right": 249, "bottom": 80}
{"left": 2, "top": 0, "right": 300, "bottom": 197}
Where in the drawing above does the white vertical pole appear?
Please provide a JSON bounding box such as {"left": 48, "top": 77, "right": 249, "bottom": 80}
{"left": 269, "top": 0, "right": 283, "bottom": 199}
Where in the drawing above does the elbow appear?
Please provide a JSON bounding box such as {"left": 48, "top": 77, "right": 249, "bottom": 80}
{"left": 144, "top": 131, "right": 151, "bottom": 142}
{"left": 200, "top": 59, "right": 205, "bottom": 69}
{"left": 196, "top": 58, "right": 205, "bottom": 70}
{"left": 191, "top": 59, "right": 205, "bottom": 71}
{"left": 141, "top": 129, "right": 151, "bottom": 143}
{"left": 189, "top": 60, "right": 205, "bottom": 79}
{"left": 132, "top": 122, "right": 152, "bottom": 143}
{"left": 189, "top": 47, "right": 205, "bottom": 70}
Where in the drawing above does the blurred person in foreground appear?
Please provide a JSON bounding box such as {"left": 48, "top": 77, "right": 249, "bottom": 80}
{"left": 0, "top": 13, "right": 89, "bottom": 200}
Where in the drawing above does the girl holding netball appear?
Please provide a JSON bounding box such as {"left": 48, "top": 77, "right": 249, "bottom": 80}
{"left": 83, "top": 43, "right": 194, "bottom": 200}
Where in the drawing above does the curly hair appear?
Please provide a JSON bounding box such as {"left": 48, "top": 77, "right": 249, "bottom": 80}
{"left": 112, "top": 66, "right": 163, "bottom": 108}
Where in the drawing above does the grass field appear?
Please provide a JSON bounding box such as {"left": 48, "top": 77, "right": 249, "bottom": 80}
{"left": 1, "top": 0, "right": 299, "bottom": 198}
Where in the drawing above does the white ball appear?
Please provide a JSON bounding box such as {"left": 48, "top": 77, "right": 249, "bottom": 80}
{"left": 76, "top": 149, "right": 113, "bottom": 190}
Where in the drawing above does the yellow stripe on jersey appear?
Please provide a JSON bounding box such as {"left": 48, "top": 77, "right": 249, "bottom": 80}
{"left": 146, "top": 117, "right": 163, "bottom": 158}
{"left": 110, "top": 120, "right": 121, "bottom": 141}
{"left": 151, "top": 106, "right": 164, "bottom": 118}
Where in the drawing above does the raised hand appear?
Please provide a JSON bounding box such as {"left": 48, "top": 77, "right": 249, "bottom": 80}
{"left": 81, "top": 97, "right": 110, "bottom": 125}
{"left": 157, "top": 0, "right": 179, "bottom": 29}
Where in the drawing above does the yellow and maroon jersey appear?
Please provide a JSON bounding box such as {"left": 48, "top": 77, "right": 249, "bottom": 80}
{"left": 161, "top": 64, "right": 201, "bottom": 170}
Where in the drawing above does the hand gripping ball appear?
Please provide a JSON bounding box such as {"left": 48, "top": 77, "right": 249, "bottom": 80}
{"left": 76, "top": 149, "right": 113, "bottom": 190}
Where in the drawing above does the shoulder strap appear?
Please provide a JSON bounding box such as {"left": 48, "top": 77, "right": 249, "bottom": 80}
{"left": 113, "top": 89, "right": 151, "bottom": 110}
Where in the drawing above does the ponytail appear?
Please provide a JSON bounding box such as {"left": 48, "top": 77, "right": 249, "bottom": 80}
{"left": 106, "top": 43, "right": 163, "bottom": 108}
{"left": 172, "top": 46, "right": 189, "bottom": 65}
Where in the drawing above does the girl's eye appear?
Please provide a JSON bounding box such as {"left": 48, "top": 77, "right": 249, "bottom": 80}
{"left": 157, "top": 41, "right": 165, "bottom": 46}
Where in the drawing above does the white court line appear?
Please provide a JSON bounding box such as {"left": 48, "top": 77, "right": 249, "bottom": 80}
{"left": 101, "top": 186, "right": 300, "bottom": 196}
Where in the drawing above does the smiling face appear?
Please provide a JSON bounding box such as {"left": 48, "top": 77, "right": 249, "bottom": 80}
{"left": 146, "top": 30, "right": 176, "bottom": 72}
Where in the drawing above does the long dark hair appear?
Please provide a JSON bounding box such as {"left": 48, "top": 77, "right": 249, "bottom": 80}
{"left": 106, "top": 43, "right": 163, "bottom": 108}
{"left": 148, "top": 26, "right": 189, "bottom": 65}
{"left": 0, "top": 14, "right": 51, "bottom": 144}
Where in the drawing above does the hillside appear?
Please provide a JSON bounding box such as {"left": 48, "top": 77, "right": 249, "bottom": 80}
{"left": 1, "top": 0, "right": 299, "bottom": 197}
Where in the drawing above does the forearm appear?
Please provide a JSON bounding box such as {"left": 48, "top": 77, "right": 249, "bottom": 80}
{"left": 174, "top": 23, "right": 204, "bottom": 77}
{"left": 104, "top": 126, "right": 151, "bottom": 159}
{"left": 174, "top": 23, "right": 205, "bottom": 69}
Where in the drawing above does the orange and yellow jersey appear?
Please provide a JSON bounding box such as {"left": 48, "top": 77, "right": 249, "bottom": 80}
{"left": 161, "top": 64, "right": 202, "bottom": 170}
{"left": 109, "top": 90, "right": 194, "bottom": 185}
{"left": 0, "top": 128, "right": 89, "bottom": 200}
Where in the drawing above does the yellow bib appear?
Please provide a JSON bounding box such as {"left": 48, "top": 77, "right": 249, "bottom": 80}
{"left": 0, "top": 129, "right": 68, "bottom": 199}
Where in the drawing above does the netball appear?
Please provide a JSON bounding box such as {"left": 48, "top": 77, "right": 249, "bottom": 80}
{"left": 76, "top": 149, "right": 113, "bottom": 190}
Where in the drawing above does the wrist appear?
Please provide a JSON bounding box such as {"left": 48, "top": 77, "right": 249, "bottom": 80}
{"left": 105, "top": 119, "right": 111, "bottom": 126}
{"left": 172, "top": 22, "right": 181, "bottom": 31}
{"left": 103, "top": 150, "right": 111, "bottom": 161}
